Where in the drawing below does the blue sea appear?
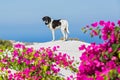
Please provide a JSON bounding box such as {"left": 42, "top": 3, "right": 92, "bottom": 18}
{"left": 0, "top": 23, "right": 103, "bottom": 44}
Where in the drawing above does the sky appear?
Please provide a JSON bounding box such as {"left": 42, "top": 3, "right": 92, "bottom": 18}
{"left": 0, "top": 0, "right": 120, "bottom": 43}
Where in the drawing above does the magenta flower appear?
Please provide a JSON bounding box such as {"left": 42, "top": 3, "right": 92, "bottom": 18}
{"left": 106, "top": 61, "right": 116, "bottom": 69}
{"left": 48, "top": 51, "right": 53, "bottom": 58}
{"left": 99, "top": 20, "right": 105, "bottom": 26}
{"left": 23, "top": 68, "right": 30, "bottom": 76}
{"left": 53, "top": 46, "right": 57, "bottom": 51}
{"left": 67, "top": 77, "right": 71, "bottom": 80}
{"left": 101, "top": 34, "right": 108, "bottom": 40}
{"left": 105, "top": 21, "right": 111, "bottom": 27}
{"left": 117, "top": 20, "right": 120, "bottom": 26}
{"left": 79, "top": 45, "right": 86, "bottom": 50}
{"left": 91, "top": 22, "right": 98, "bottom": 27}
{"left": 96, "top": 76, "right": 104, "bottom": 80}
{"left": 111, "top": 56, "right": 117, "bottom": 61}
{"left": 9, "top": 74, "right": 13, "bottom": 79}
{"left": 111, "top": 22, "right": 115, "bottom": 26}
{"left": 46, "top": 71, "right": 51, "bottom": 75}
{"left": 13, "top": 50, "right": 19, "bottom": 57}
{"left": 117, "top": 66, "right": 120, "bottom": 73}
{"left": 92, "top": 30, "right": 98, "bottom": 36}
{"left": 25, "top": 59, "right": 30, "bottom": 65}
{"left": 108, "top": 47, "right": 113, "bottom": 53}
{"left": 31, "top": 66, "right": 36, "bottom": 71}
{"left": 34, "top": 52, "right": 39, "bottom": 57}
{"left": 0, "top": 49, "right": 3, "bottom": 52}
{"left": 26, "top": 48, "right": 33, "bottom": 54}
{"left": 110, "top": 33, "right": 116, "bottom": 42}
{"left": 52, "top": 46, "right": 60, "bottom": 51}
{"left": 14, "top": 44, "right": 25, "bottom": 49}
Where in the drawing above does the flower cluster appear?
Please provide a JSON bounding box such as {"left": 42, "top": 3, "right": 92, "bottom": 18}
{"left": 78, "top": 20, "right": 120, "bottom": 80}
{"left": 0, "top": 44, "right": 75, "bottom": 80}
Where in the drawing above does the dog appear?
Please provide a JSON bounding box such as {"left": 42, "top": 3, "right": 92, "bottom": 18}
{"left": 42, "top": 16, "right": 69, "bottom": 41}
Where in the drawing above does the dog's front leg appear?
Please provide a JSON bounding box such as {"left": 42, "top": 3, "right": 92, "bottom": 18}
{"left": 51, "top": 30, "right": 55, "bottom": 41}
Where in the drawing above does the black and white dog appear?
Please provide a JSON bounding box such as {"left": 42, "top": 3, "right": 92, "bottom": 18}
{"left": 42, "top": 16, "right": 69, "bottom": 41}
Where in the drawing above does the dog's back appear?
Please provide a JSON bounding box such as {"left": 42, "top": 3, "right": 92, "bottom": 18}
{"left": 52, "top": 19, "right": 61, "bottom": 29}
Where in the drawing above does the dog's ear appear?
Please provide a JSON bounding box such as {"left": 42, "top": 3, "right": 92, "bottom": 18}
{"left": 42, "top": 17, "right": 45, "bottom": 21}
{"left": 46, "top": 16, "right": 51, "bottom": 23}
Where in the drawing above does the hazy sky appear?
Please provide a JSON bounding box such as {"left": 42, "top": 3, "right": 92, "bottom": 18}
{"left": 0, "top": 0, "right": 120, "bottom": 43}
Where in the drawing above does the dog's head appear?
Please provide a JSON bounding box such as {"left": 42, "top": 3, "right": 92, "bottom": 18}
{"left": 42, "top": 16, "right": 51, "bottom": 25}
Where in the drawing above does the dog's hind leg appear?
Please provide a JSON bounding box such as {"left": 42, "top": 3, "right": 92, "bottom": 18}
{"left": 65, "top": 32, "right": 68, "bottom": 40}
{"left": 64, "top": 27, "right": 69, "bottom": 40}
{"left": 61, "top": 29, "right": 66, "bottom": 41}
{"left": 52, "top": 30, "right": 55, "bottom": 41}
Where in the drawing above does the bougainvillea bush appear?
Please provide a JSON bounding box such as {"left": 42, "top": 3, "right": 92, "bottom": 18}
{"left": 78, "top": 20, "right": 120, "bottom": 80}
{"left": 0, "top": 44, "right": 76, "bottom": 80}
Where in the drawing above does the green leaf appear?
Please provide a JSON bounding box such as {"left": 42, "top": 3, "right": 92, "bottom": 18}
{"left": 109, "top": 69, "right": 118, "bottom": 79}
{"left": 89, "top": 27, "right": 93, "bottom": 30}
{"left": 41, "top": 78, "right": 45, "bottom": 80}
{"left": 104, "top": 75, "right": 108, "bottom": 80}
{"left": 115, "top": 27, "right": 120, "bottom": 31}
{"left": 0, "top": 76, "right": 3, "bottom": 80}
{"left": 118, "top": 53, "right": 120, "bottom": 59}
{"left": 43, "top": 65, "right": 48, "bottom": 72}
{"left": 118, "top": 74, "right": 120, "bottom": 78}
{"left": 112, "top": 44, "right": 120, "bottom": 53}
{"left": 0, "top": 52, "right": 3, "bottom": 55}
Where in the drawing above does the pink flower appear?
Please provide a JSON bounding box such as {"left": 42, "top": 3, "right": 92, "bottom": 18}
{"left": 67, "top": 77, "right": 71, "bottom": 80}
{"left": 91, "top": 22, "right": 98, "bottom": 27}
{"left": 11, "top": 58, "right": 15, "bottom": 62}
{"left": 92, "top": 30, "right": 98, "bottom": 36}
{"left": 26, "top": 48, "right": 33, "bottom": 54}
{"left": 110, "top": 33, "right": 116, "bottom": 42}
{"left": 25, "top": 59, "right": 30, "bottom": 65}
{"left": 34, "top": 52, "right": 39, "bottom": 57}
{"left": 57, "top": 45, "right": 60, "bottom": 48}
{"left": 48, "top": 51, "right": 53, "bottom": 58}
{"left": 108, "top": 47, "right": 113, "bottom": 53}
{"left": 0, "top": 49, "right": 3, "bottom": 52}
{"left": 14, "top": 44, "right": 25, "bottom": 49}
{"left": 111, "top": 56, "right": 117, "bottom": 61}
{"left": 9, "top": 74, "right": 13, "bottom": 79}
{"left": 101, "top": 34, "right": 108, "bottom": 40}
{"left": 23, "top": 68, "right": 30, "bottom": 76}
{"left": 111, "top": 22, "right": 115, "bottom": 26}
{"left": 46, "top": 71, "right": 51, "bottom": 75}
{"left": 13, "top": 50, "right": 19, "bottom": 57}
{"left": 117, "top": 20, "right": 120, "bottom": 26}
{"left": 105, "top": 21, "right": 111, "bottom": 27}
{"left": 99, "top": 20, "right": 105, "bottom": 26}
{"left": 67, "top": 76, "right": 74, "bottom": 80}
{"left": 8, "top": 70, "right": 11, "bottom": 73}
{"left": 31, "top": 66, "right": 36, "bottom": 71}
{"left": 117, "top": 66, "right": 120, "bottom": 73}
{"left": 53, "top": 46, "right": 57, "bottom": 51}
{"left": 106, "top": 61, "right": 116, "bottom": 69}
{"left": 96, "top": 76, "right": 104, "bottom": 80}
{"left": 79, "top": 45, "right": 86, "bottom": 50}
